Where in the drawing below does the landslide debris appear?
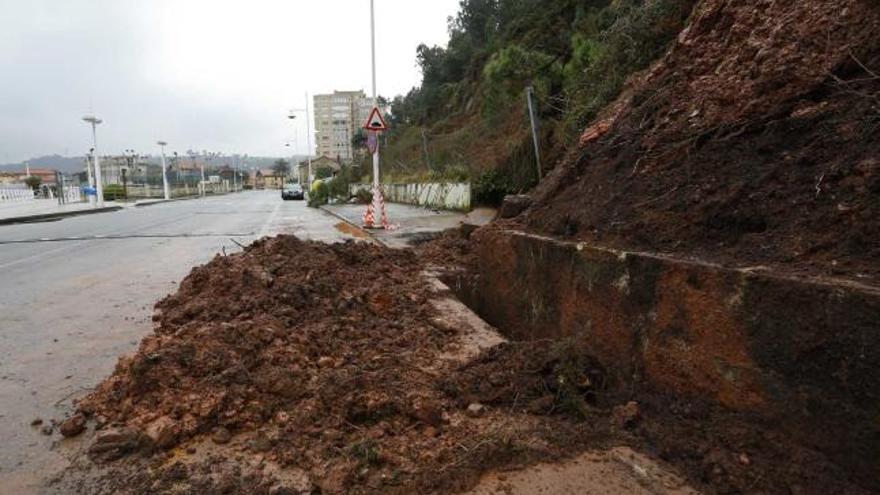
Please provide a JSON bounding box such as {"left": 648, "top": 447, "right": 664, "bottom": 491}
{"left": 519, "top": 0, "right": 880, "bottom": 281}
{"left": 53, "top": 234, "right": 874, "bottom": 494}
{"left": 63, "top": 236, "right": 612, "bottom": 494}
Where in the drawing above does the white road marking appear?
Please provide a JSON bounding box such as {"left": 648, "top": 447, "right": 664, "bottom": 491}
{"left": 258, "top": 201, "right": 282, "bottom": 238}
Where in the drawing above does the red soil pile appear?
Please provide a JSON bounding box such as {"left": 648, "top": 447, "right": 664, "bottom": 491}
{"left": 56, "top": 234, "right": 873, "bottom": 494}
{"left": 67, "top": 236, "right": 610, "bottom": 494}
{"left": 518, "top": 0, "right": 880, "bottom": 281}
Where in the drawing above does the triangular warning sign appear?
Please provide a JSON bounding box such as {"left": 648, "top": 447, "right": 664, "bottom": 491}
{"left": 363, "top": 107, "right": 388, "bottom": 131}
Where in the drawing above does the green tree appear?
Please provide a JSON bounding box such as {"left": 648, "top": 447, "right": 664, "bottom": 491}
{"left": 272, "top": 159, "right": 290, "bottom": 183}
{"left": 352, "top": 129, "right": 367, "bottom": 150}
{"left": 24, "top": 175, "right": 42, "bottom": 191}
{"left": 315, "top": 166, "right": 334, "bottom": 180}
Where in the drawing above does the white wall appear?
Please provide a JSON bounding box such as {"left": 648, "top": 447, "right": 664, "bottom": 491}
{"left": 350, "top": 182, "right": 471, "bottom": 211}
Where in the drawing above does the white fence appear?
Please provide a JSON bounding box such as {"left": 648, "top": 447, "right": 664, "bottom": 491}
{"left": 0, "top": 185, "right": 84, "bottom": 204}
{"left": 61, "top": 186, "right": 84, "bottom": 203}
{"left": 350, "top": 182, "right": 472, "bottom": 211}
{"left": 0, "top": 185, "right": 34, "bottom": 203}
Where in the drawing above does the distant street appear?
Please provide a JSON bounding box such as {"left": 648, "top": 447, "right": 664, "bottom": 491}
{"left": 0, "top": 191, "right": 356, "bottom": 492}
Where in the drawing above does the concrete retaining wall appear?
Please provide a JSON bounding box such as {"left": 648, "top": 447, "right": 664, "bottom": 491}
{"left": 350, "top": 182, "right": 471, "bottom": 211}
{"left": 468, "top": 228, "right": 880, "bottom": 485}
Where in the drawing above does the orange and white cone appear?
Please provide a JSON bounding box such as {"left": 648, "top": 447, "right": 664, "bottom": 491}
{"left": 376, "top": 189, "right": 397, "bottom": 230}
{"left": 362, "top": 197, "right": 376, "bottom": 228}
{"left": 363, "top": 186, "right": 397, "bottom": 230}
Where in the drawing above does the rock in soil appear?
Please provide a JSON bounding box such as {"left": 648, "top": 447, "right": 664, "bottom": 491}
{"left": 144, "top": 415, "right": 179, "bottom": 449}
{"left": 59, "top": 413, "right": 86, "bottom": 437}
{"left": 498, "top": 194, "right": 532, "bottom": 219}
{"left": 212, "top": 427, "right": 232, "bottom": 445}
{"left": 87, "top": 427, "right": 147, "bottom": 463}
{"left": 466, "top": 403, "right": 486, "bottom": 417}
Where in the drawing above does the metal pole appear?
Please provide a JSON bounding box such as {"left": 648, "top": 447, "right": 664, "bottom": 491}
{"left": 91, "top": 123, "right": 104, "bottom": 207}
{"left": 85, "top": 154, "right": 95, "bottom": 206}
{"left": 370, "top": 0, "right": 380, "bottom": 192}
{"left": 158, "top": 141, "right": 170, "bottom": 200}
{"left": 305, "top": 92, "right": 313, "bottom": 187}
{"left": 200, "top": 156, "right": 206, "bottom": 198}
{"left": 370, "top": 0, "right": 377, "bottom": 106}
{"left": 122, "top": 168, "right": 128, "bottom": 200}
{"left": 526, "top": 86, "right": 542, "bottom": 181}
{"left": 56, "top": 170, "right": 63, "bottom": 205}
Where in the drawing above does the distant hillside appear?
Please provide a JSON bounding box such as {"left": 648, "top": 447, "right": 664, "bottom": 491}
{"left": 0, "top": 155, "right": 87, "bottom": 174}
{"left": 372, "top": 0, "right": 695, "bottom": 205}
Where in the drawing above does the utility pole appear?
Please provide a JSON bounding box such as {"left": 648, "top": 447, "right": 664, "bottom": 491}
{"left": 121, "top": 167, "right": 128, "bottom": 200}
{"left": 85, "top": 152, "right": 95, "bottom": 206}
{"left": 82, "top": 116, "right": 104, "bottom": 207}
{"left": 289, "top": 94, "right": 314, "bottom": 187}
{"left": 370, "top": 0, "right": 379, "bottom": 192}
{"left": 526, "top": 86, "right": 542, "bottom": 182}
{"left": 306, "top": 92, "right": 313, "bottom": 186}
{"left": 157, "top": 141, "right": 170, "bottom": 200}
{"left": 56, "top": 170, "right": 64, "bottom": 205}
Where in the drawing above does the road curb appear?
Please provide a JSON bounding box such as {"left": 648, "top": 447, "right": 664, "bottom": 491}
{"left": 134, "top": 196, "right": 201, "bottom": 208}
{"left": 318, "top": 205, "right": 383, "bottom": 245}
{"left": 0, "top": 206, "right": 124, "bottom": 226}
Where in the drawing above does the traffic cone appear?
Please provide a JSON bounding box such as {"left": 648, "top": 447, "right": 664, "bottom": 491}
{"left": 363, "top": 199, "right": 376, "bottom": 228}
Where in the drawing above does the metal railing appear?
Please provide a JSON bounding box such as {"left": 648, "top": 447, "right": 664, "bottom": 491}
{"left": 0, "top": 185, "right": 34, "bottom": 203}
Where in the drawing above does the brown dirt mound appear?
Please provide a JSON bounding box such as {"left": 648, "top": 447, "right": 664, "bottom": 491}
{"left": 67, "top": 236, "right": 610, "bottom": 494}
{"left": 412, "top": 225, "right": 480, "bottom": 271}
{"left": 520, "top": 0, "right": 880, "bottom": 281}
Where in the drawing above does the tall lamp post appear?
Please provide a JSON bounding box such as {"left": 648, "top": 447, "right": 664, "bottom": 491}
{"left": 288, "top": 92, "right": 313, "bottom": 187}
{"left": 82, "top": 115, "right": 104, "bottom": 207}
{"left": 157, "top": 141, "right": 170, "bottom": 200}
{"left": 85, "top": 149, "right": 95, "bottom": 206}
{"left": 371, "top": 0, "right": 379, "bottom": 190}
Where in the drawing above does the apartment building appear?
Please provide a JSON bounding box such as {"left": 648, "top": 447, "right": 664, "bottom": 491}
{"left": 313, "top": 90, "right": 381, "bottom": 163}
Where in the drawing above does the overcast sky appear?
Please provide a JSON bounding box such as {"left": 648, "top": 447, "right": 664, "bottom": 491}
{"left": 0, "top": 0, "right": 460, "bottom": 163}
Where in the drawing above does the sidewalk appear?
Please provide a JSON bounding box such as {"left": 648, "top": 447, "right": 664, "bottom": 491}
{"left": 0, "top": 200, "right": 122, "bottom": 225}
{"left": 322, "top": 202, "right": 496, "bottom": 248}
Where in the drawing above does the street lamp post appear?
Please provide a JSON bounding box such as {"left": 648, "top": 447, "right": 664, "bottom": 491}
{"left": 82, "top": 116, "right": 104, "bottom": 207}
{"left": 85, "top": 150, "right": 95, "bottom": 206}
{"left": 157, "top": 141, "right": 170, "bottom": 200}
{"left": 123, "top": 149, "right": 138, "bottom": 200}
{"left": 172, "top": 152, "right": 180, "bottom": 185}
{"left": 288, "top": 93, "right": 314, "bottom": 187}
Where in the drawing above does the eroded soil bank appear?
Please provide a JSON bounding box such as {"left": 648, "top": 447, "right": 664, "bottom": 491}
{"left": 519, "top": 0, "right": 880, "bottom": 282}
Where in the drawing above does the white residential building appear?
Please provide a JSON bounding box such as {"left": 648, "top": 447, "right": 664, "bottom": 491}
{"left": 313, "top": 90, "right": 385, "bottom": 163}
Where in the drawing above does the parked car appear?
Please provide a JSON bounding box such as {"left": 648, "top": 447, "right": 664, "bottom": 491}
{"left": 281, "top": 183, "right": 304, "bottom": 200}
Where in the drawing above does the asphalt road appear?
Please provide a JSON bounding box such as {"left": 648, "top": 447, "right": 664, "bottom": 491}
{"left": 0, "top": 191, "right": 355, "bottom": 493}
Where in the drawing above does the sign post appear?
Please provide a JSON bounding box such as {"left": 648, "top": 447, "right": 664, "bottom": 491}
{"left": 363, "top": 0, "right": 392, "bottom": 229}
{"left": 362, "top": 107, "right": 389, "bottom": 229}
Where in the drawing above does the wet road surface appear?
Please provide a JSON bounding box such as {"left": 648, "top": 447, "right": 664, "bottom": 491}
{"left": 0, "top": 191, "right": 353, "bottom": 493}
